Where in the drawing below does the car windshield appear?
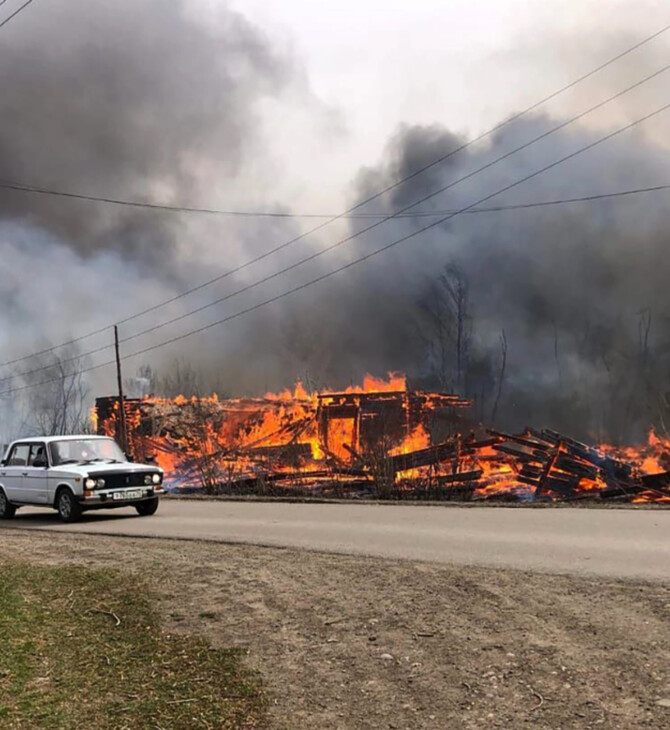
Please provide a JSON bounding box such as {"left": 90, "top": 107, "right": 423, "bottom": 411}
{"left": 49, "top": 438, "right": 127, "bottom": 466}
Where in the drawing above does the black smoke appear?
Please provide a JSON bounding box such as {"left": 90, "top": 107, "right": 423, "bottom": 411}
{"left": 2, "top": 3, "right": 670, "bottom": 445}
{"left": 232, "top": 110, "right": 670, "bottom": 443}
{"left": 0, "top": 0, "right": 306, "bottom": 439}
{"left": 0, "top": 0, "right": 296, "bottom": 272}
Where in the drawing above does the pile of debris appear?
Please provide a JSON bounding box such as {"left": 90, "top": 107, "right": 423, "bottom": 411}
{"left": 421, "top": 428, "right": 670, "bottom": 503}
{"left": 94, "top": 374, "right": 670, "bottom": 503}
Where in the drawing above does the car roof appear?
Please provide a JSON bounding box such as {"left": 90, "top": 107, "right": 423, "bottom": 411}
{"left": 10, "top": 435, "right": 114, "bottom": 445}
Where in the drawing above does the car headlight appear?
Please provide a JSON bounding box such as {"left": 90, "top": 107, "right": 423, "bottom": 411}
{"left": 85, "top": 478, "right": 96, "bottom": 490}
{"left": 144, "top": 475, "right": 153, "bottom": 485}
{"left": 152, "top": 473, "right": 161, "bottom": 485}
{"left": 97, "top": 478, "right": 105, "bottom": 489}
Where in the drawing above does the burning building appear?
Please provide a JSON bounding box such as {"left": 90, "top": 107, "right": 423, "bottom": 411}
{"left": 94, "top": 373, "right": 670, "bottom": 503}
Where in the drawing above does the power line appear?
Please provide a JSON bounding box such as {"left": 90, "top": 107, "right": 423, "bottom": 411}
{"left": 2, "top": 20, "right": 669, "bottom": 369}
{"left": 391, "top": 183, "right": 670, "bottom": 217}
{"left": 0, "top": 179, "right": 317, "bottom": 217}
{"left": 2, "top": 179, "right": 670, "bottom": 220}
{"left": 2, "top": 22, "right": 670, "bottom": 221}
{"left": 6, "top": 179, "right": 670, "bottom": 382}
{"left": 2, "top": 100, "right": 669, "bottom": 399}
{"left": 0, "top": 0, "right": 35, "bottom": 31}
{"left": 4, "top": 58, "right": 670, "bottom": 386}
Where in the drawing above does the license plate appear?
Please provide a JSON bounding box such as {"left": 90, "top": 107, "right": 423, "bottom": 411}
{"left": 113, "top": 489, "right": 143, "bottom": 501}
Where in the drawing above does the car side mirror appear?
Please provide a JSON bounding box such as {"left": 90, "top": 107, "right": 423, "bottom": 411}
{"left": 33, "top": 457, "right": 48, "bottom": 468}
{"left": 145, "top": 454, "right": 156, "bottom": 463}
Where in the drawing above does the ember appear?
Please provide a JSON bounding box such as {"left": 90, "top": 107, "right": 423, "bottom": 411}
{"left": 94, "top": 374, "right": 670, "bottom": 502}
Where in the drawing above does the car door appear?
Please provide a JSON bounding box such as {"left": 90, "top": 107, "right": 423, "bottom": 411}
{"left": 22, "top": 443, "right": 49, "bottom": 504}
{"left": 1, "top": 443, "right": 30, "bottom": 502}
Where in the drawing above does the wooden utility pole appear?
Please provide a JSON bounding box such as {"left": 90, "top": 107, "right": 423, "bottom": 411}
{"left": 114, "top": 325, "right": 129, "bottom": 455}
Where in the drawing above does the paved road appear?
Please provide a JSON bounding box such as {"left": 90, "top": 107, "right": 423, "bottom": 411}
{"left": 3, "top": 500, "right": 670, "bottom": 580}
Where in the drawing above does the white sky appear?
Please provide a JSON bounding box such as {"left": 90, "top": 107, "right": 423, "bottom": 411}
{"left": 226, "top": 0, "right": 670, "bottom": 211}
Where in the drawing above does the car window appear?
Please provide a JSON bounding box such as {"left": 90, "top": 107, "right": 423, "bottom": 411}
{"left": 28, "top": 444, "right": 47, "bottom": 466}
{"left": 7, "top": 444, "right": 30, "bottom": 467}
{"left": 50, "top": 438, "right": 126, "bottom": 465}
{"left": 98, "top": 440, "right": 122, "bottom": 460}
{"left": 50, "top": 442, "right": 67, "bottom": 465}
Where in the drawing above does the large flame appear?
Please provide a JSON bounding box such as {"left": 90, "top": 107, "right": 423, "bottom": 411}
{"left": 597, "top": 428, "right": 670, "bottom": 502}
{"left": 94, "top": 375, "right": 670, "bottom": 502}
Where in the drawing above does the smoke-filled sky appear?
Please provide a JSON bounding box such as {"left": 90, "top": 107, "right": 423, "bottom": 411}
{"left": 1, "top": 0, "right": 669, "bottom": 440}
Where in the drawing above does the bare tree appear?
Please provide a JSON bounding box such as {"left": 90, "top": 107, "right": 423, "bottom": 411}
{"left": 443, "top": 265, "right": 471, "bottom": 394}
{"left": 552, "top": 318, "right": 562, "bottom": 389}
{"left": 0, "top": 393, "right": 31, "bottom": 447}
{"left": 21, "top": 348, "right": 90, "bottom": 435}
{"left": 157, "top": 358, "right": 201, "bottom": 398}
{"left": 417, "top": 278, "right": 453, "bottom": 391}
{"left": 416, "top": 263, "right": 472, "bottom": 394}
{"left": 491, "top": 330, "right": 508, "bottom": 424}
{"left": 619, "top": 309, "right": 653, "bottom": 442}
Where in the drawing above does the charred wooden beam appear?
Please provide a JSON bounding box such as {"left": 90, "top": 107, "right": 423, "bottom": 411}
{"left": 436, "top": 469, "right": 483, "bottom": 484}
{"left": 247, "top": 443, "right": 313, "bottom": 461}
{"left": 543, "top": 429, "right": 595, "bottom": 455}
{"left": 492, "top": 444, "right": 542, "bottom": 462}
{"left": 388, "top": 438, "right": 495, "bottom": 474}
{"left": 553, "top": 454, "right": 598, "bottom": 479}
{"left": 222, "top": 467, "right": 372, "bottom": 490}
{"left": 519, "top": 465, "right": 543, "bottom": 478}
{"left": 486, "top": 429, "right": 552, "bottom": 451}
{"left": 388, "top": 441, "right": 457, "bottom": 473}
{"left": 541, "top": 475, "right": 581, "bottom": 497}
{"left": 598, "top": 481, "right": 646, "bottom": 499}
{"left": 641, "top": 471, "right": 670, "bottom": 489}
{"left": 527, "top": 428, "right": 557, "bottom": 446}
{"left": 272, "top": 468, "right": 370, "bottom": 480}
{"left": 539, "top": 428, "right": 631, "bottom": 478}
{"left": 535, "top": 442, "right": 563, "bottom": 499}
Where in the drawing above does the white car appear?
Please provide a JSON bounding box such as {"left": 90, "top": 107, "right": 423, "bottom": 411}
{"left": 0, "top": 435, "right": 164, "bottom": 523}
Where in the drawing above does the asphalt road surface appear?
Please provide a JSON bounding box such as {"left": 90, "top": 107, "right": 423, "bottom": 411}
{"left": 4, "top": 500, "right": 670, "bottom": 580}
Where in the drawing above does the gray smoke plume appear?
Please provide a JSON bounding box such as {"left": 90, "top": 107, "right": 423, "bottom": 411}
{"left": 0, "top": 0, "right": 300, "bottom": 269}
{"left": 2, "top": 3, "right": 670, "bottom": 445}
{"left": 224, "top": 105, "right": 670, "bottom": 443}
{"left": 0, "top": 0, "right": 307, "bottom": 439}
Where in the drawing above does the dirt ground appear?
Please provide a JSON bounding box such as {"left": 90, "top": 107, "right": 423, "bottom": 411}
{"left": 1, "top": 530, "right": 670, "bottom": 730}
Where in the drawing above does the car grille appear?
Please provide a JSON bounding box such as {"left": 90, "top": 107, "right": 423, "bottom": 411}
{"left": 88, "top": 471, "right": 155, "bottom": 489}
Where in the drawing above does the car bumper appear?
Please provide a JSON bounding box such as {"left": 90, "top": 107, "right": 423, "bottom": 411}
{"left": 80, "top": 485, "right": 165, "bottom": 505}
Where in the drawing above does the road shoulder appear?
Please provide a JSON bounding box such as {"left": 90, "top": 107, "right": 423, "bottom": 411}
{"left": 1, "top": 529, "right": 669, "bottom": 729}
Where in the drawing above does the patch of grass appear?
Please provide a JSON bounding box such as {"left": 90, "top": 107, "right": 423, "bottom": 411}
{"left": 0, "top": 562, "right": 266, "bottom": 729}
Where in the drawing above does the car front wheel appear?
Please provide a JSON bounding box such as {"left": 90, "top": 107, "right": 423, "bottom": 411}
{"left": 136, "top": 497, "right": 159, "bottom": 517}
{"left": 0, "top": 489, "right": 16, "bottom": 519}
{"left": 57, "top": 489, "right": 82, "bottom": 523}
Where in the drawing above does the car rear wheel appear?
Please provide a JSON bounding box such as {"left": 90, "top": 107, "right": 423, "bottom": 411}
{"left": 57, "top": 489, "right": 82, "bottom": 523}
{"left": 135, "top": 497, "right": 159, "bottom": 517}
{"left": 0, "top": 489, "right": 16, "bottom": 519}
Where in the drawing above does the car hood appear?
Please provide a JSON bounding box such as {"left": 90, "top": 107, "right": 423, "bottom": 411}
{"left": 49, "top": 462, "right": 162, "bottom": 477}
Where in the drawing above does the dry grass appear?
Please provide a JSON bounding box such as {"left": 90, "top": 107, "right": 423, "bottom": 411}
{"left": 0, "top": 562, "right": 267, "bottom": 730}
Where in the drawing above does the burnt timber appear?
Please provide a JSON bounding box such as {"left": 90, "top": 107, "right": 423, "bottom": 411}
{"left": 95, "top": 391, "right": 670, "bottom": 502}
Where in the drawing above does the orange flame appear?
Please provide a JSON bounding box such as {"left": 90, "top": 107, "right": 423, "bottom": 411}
{"left": 95, "top": 377, "right": 670, "bottom": 503}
